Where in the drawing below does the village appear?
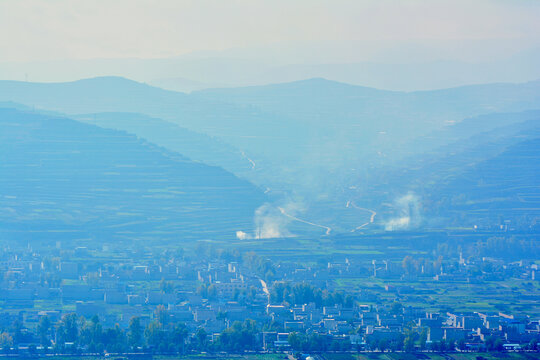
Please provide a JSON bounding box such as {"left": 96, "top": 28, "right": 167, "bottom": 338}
{"left": 0, "top": 239, "right": 538, "bottom": 355}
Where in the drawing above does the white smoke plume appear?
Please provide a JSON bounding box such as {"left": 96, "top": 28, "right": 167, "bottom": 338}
{"left": 235, "top": 231, "right": 250, "bottom": 240}
{"left": 236, "top": 202, "right": 298, "bottom": 240}
{"left": 385, "top": 192, "right": 422, "bottom": 231}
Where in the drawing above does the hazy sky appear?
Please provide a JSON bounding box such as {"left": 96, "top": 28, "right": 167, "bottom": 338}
{"left": 1, "top": 0, "right": 540, "bottom": 63}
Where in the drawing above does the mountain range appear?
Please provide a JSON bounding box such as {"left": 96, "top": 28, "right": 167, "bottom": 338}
{"left": 0, "top": 77, "right": 539, "bottom": 238}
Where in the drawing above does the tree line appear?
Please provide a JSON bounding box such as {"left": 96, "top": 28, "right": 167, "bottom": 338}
{"left": 270, "top": 282, "right": 355, "bottom": 308}
{"left": 0, "top": 306, "right": 260, "bottom": 355}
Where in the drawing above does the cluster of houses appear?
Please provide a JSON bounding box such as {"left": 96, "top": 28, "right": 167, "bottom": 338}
{"left": 0, "top": 244, "right": 538, "bottom": 352}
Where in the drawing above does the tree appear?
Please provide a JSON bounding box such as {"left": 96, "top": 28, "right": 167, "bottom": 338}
{"left": 128, "top": 317, "right": 143, "bottom": 348}
{"left": 11, "top": 320, "right": 24, "bottom": 345}
{"left": 0, "top": 332, "right": 12, "bottom": 349}
{"left": 216, "top": 320, "right": 259, "bottom": 352}
{"left": 79, "top": 316, "right": 102, "bottom": 350}
{"left": 171, "top": 323, "right": 188, "bottom": 353}
{"left": 403, "top": 331, "right": 416, "bottom": 352}
{"left": 379, "top": 339, "right": 388, "bottom": 352}
{"left": 402, "top": 255, "right": 415, "bottom": 274}
{"left": 207, "top": 284, "right": 217, "bottom": 300}
{"left": 447, "top": 339, "right": 456, "bottom": 352}
{"left": 159, "top": 279, "right": 175, "bottom": 294}
{"left": 194, "top": 328, "right": 208, "bottom": 351}
{"left": 154, "top": 305, "right": 169, "bottom": 326}
{"left": 367, "top": 338, "right": 377, "bottom": 352}
{"left": 439, "top": 339, "right": 447, "bottom": 352}
{"left": 102, "top": 325, "right": 127, "bottom": 353}
{"left": 493, "top": 338, "right": 504, "bottom": 352}
{"left": 145, "top": 321, "right": 164, "bottom": 348}
{"left": 197, "top": 283, "right": 208, "bottom": 298}
{"left": 419, "top": 328, "right": 427, "bottom": 351}
{"left": 56, "top": 313, "right": 78, "bottom": 345}
{"left": 288, "top": 332, "right": 304, "bottom": 351}
{"left": 390, "top": 301, "right": 403, "bottom": 315}
{"left": 37, "top": 316, "right": 51, "bottom": 347}
{"left": 484, "top": 336, "right": 503, "bottom": 351}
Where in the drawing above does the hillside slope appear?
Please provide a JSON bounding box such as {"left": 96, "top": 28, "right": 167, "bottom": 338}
{"left": 346, "top": 113, "right": 540, "bottom": 231}
{"left": 73, "top": 112, "right": 256, "bottom": 177}
{"left": 0, "top": 108, "right": 266, "bottom": 243}
{"left": 1, "top": 78, "right": 540, "bottom": 233}
{"left": 432, "top": 137, "right": 540, "bottom": 229}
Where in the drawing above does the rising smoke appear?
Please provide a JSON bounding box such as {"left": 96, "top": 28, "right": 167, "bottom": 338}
{"left": 236, "top": 202, "right": 298, "bottom": 240}
{"left": 384, "top": 192, "right": 422, "bottom": 231}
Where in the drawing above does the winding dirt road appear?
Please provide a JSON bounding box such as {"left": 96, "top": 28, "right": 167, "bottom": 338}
{"left": 346, "top": 200, "right": 377, "bottom": 232}
{"left": 241, "top": 151, "right": 256, "bottom": 169}
{"left": 278, "top": 207, "right": 332, "bottom": 235}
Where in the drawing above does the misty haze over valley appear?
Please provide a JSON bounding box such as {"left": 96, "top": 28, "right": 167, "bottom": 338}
{"left": 0, "top": 1, "right": 540, "bottom": 357}
{"left": 1, "top": 76, "right": 539, "bottom": 240}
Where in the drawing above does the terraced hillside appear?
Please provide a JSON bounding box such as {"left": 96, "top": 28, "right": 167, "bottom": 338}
{"left": 357, "top": 122, "right": 540, "bottom": 230}
{"left": 0, "top": 108, "right": 266, "bottom": 244}
{"left": 3, "top": 77, "right": 540, "bottom": 189}
{"left": 1, "top": 78, "right": 539, "bottom": 234}
{"left": 437, "top": 137, "right": 540, "bottom": 228}
{"left": 73, "top": 112, "right": 256, "bottom": 179}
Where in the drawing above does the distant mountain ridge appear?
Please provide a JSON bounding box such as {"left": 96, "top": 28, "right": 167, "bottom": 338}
{"left": 2, "top": 46, "right": 539, "bottom": 91}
